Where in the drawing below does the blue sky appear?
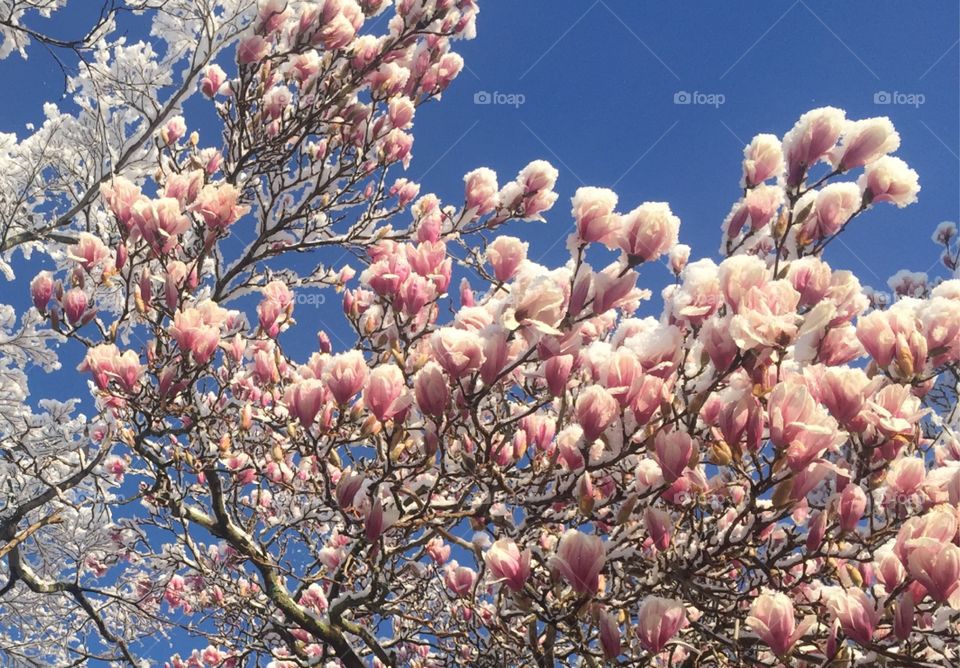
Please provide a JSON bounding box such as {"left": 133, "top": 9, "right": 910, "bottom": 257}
{"left": 1, "top": 0, "right": 958, "bottom": 662}
{"left": 414, "top": 1, "right": 959, "bottom": 287}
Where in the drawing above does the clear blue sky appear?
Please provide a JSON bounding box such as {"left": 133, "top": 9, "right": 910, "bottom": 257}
{"left": 1, "top": 1, "right": 958, "bottom": 662}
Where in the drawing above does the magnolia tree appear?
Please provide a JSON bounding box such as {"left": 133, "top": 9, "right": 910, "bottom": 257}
{"left": 1, "top": 1, "right": 959, "bottom": 666}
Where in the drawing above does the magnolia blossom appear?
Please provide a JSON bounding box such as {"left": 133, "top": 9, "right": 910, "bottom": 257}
{"left": 832, "top": 116, "right": 900, "bottom": 171}
{"left": 30, "top": 272, "right": 54, "bottom": 312}
{"left": 69, "top": 232, "right": 111, "bottom": 272}
{"left": 486, "top": 236, "right": 527, "bottom": 282}
{"left": 463, "top": 167, "right": 498, "bottom": 216}
{"left": 200, "top": 64, "right": 227, "bottom": 97}
{"left": 798, "top": 182, "right": 862, "bottom": 242}
{"left": 79, "top": 344, "right": 143, "bottom": 394}
{"left": 324, "top": 351, "right": 369, "bottom": 405}
{"left": 130, "top": 197, "right": 191, "bottom": 254}
{"left": 617, "top": 202, "right": 679, "bottom": 263}
{"left": 782, "top": 106, "right": 845, "bottom": 187}
{"left": 858, "top": 155, "right": 920, "bottom": 207}
{"left": 742, "top": 133, "right": 784, "bottom": 187}
{"left": 636, "top": 596, "right": 686, "bottom": 654}
{"left": 571, "top": 186, "right": 619, "bottom": 245}
{"left": 550, "top": 530, "right": 605, "bottom": 595}
{"left": 192, "top": 184, "right": 249, "bottom": 230}
{"left": 746, "top": 591, "right": 812, "bottom": 657}
{"left": 169, "top": 301, "right": 227, "bottom": 365}
{"left": 363, "top": 364, "right": 408, "bottom": 421}
{"left": 822, "top": 587, "right": 880, "bottom": 645}
{"left": 63, "top": 288, "right": 88, "bottom": 325}
{"left": 905, "top": 538, "right": 960, "bottom": 607}
{"left": 483, "top": 539, "right": 531, "bottom": 592}
{"left": 413, "top": 361, "right": 449, "bottom": 417}
{"left": 3, "top": 19, "right": 958, "bottom": 662}
{"left": 444, "top": 563, "right": 477, "bottom": 597}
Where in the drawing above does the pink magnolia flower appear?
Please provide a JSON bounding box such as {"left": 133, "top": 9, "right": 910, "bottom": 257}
{"left": 876, "top": 550, "right": 906, "bottom": 590}
{"left": 575, "top": 385, "right": 619, "bottom": 442}
{"left": 63, "top": 288, "right": 88, "bottom": 325}
{"left": 746, "top": 591, "right": 812, "bottom": 657}
{"left": 364, "top": 495, "right": 399, "bottom": 542}
{"left": 335, "top": 471, "right": 365, "bottom": 510}
{"left": 636, "top": 596, "right": 686, "bottom": 654}
{"left": 463, "top": 167, "right": 498, "bottom": 216}
{"left": 644, "top": 507, "right": 673, "bottom": 551}
{"left": 598, "top": 608, "right": 621, "bottom": 659}
{"left": 550, "top": 529, "right": 605, "bottom": 595}
{"left": 486, "top": 236, "right": 527, "bottom": 282}
{"left": 363, "top": 364, "right": 408, "bottom": 421}
{"left": 617, "top": 201, "right": 679, "bottom": 264}
{"left": 767, "top": 380, "right": 841, "bottom": 471}
{"left": 30, "top": 272, "right": 55, "bottom": 312}
{"left": 728, "top": 280, "right": 801, "bottom": 351}
{"left": 571, "top": 186, "right": 620, "bottom": 245}
{"left": 79, "top": 343, "right": 143, "bottom": 394}
{"left": 484, "top": 538, "right": 531, "bottom": 592}
{"left": 323, "top": 350, "right": 368, "bottom": 405}
{"left": 863, "top": 383, "right": 926, "bottom": 439}
{"left": 200, "top": 64, "right": 227, "bottom": 97}
{"left": 894, "top": 505, "right": 959, "bottom": 565}
{"left": 387, "top": 96, "right": 415, "bottom": 130}
{"left": 504, "top": 268, "right": 568, "bottom": 335}
{"left": 805, "top": 365, "right": 870, "bottom": 426}
{"left": 191, "top": 184, "right": 249, "bottom": 230}
{"left": 444, "top": 562, "right": 477, "bottom": 598}
{"left": 414, "top": 361, "right": 449, "bottom": 417}
{"left": 257, "top": 280, "right": 294, "bottom": 338}
{"left": 858, "top": 156, "right": 920, "bottom": 207}
{"left": 430, "top": 327, "right": 485, "bottom": 377}
{"left": 263, "top": 86, "right": 292, "bottom": 120}
{"left": 718, "top": 254, "right": 768, "bottom": 311}
{"left": 237, "top": 35, "right": 270, "bottom": 65}
{"left": 718, "top": 393, "right": 763, "bottom": 452}
{"left": 886, "top": 457, "right": 926, "bottom": 498}
{"left": 69, "top": 232, "right": 111, "bottom": 272}
{"left": 782, "top": 107, "right": 845, "bottom": 187}
{"left": 312, "top": 0, "right": 362, "bottom": 50}
{"left": 799, "top": 182, "right": 862, "bottom": 241}
{"left": 380, "top": 128, "right": 413, "bottom": 167}
{"left": 905, "top": 538, "right": 960, "bottom": 606}
{"left": 654, "top": 430, "right": 695, "bottom": 483}
{"left": 160, "top": 116, "right": 186, "bottom": 145}
{"left": 100, "top": 176, "right": 142, "bottom": 229}
{"left": 517, "top": 160, "right": 560, "bottom": 219}
{"left": 787, "top": 257, "right": 832, "bottom": 306}
{"left": 742, "top": 133, "right": 784, "bottom": 187}
{"left": 724, "top": 184, "right": 782, "bottom": 238}
{"left": 426, "top": 537, "right": 451, "bottom": 565}
{"left": 287, "top": 379, "right": 327, "bottom": 427}
{"left": 130, "top": 197, "right": 190, "bottom": 255}
{"left": 822, "top": 587, "right": 880, "bottom": 645}
{"left": 832, "top": 117, "right": 900, "bottom": 171}
{"left": 169, "top": 301, "right": 227, "bottom": 365}
{"left": 164, "top": 170, "right": 204, "bottom": 207}
{"left": 668, "top": 243, "right": 691, "bottom": 274}
{"left": 670, "top": 258, "right": 721, "bottom": 326}
{"left": 838, "top": 484, "right": 867, "bottom": 533}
